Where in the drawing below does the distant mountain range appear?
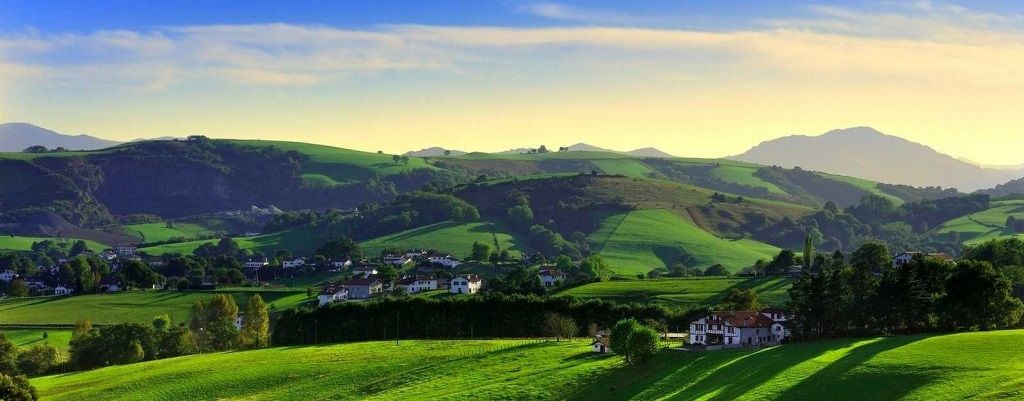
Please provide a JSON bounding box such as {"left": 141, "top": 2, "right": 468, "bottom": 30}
{"left": 492, "top": 143, "right": 675, "bottom": 158}
{"left": 731, "top": 127, "right": 1024, "bottom": 192}
{"left": 403, "top": 147, "right": 467, "bottom": 157}
{"left": 0, "top": 123, "right": 121, "bottom": 151}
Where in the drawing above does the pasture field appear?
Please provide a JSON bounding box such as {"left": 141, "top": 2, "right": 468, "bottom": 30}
{"left": 560, "top": 277, "right": 792, "bottom": 307}
{"left": 1, "top": 329, "right": 72, "bottom": 351}
{"left": 137, "top": 228, "right": 323, "bottom": 256}
{"left": 819, "top": 173, "right": 904, "bottom": 205}
{"left": 225, "top": 139, "right": 434, "bottom": 184}
{"left": 33, "top": 330, "right": 1024, "bottom": 400}
{"left": 589, "top": 209, "right": 780, "bottom": 275}
{"left": 360, "top": 220, "right": 525, "bottom": 258}
{"left": 0, "top": 236, "right": 107, "bottom": 252}
{"left": 708, "top": 165, "right": 786, "bottom": 194}
{"left": 0, "top": 290, "right": 310, "bottom": 326}
{"left": 116, "top": 222, "right": 220, "bottom": 243}
{"left": 935, "top": 199, "right": 1024, "bottom": 244}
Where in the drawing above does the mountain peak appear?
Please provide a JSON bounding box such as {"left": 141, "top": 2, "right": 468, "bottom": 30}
{"left": 0, "top": 122, "right": 121, "bottom": 151}
{"left": 732, "top": 126, "right": 1023, "bottom": 191}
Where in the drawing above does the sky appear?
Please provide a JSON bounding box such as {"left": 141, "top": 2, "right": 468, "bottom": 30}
{"left": 2, "top": 1, "right": 1024, "bottom": 164}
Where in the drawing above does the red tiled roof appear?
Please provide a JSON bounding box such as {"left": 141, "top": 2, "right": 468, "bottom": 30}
{"left": 714, "top": 310, "right": 775, "bottom": 328}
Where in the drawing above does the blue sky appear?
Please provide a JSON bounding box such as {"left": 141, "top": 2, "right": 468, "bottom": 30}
{"left": 2, "top": 1, "right": 1024, "bottom": 163}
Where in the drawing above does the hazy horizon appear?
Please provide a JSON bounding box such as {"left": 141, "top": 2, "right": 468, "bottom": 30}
{"left": 3, "top": 1, "right": 1024, "bottom": 164}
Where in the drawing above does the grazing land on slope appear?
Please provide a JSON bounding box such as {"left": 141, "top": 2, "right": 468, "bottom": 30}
{"left": 935, "top": 199, "right": 1024, "bottom": 244}
{"left": 588, "top": 209, "right": 780, "bottom": 275}
{"left": 360, "top": 220, "right": 527, "bottom": 258}
{"left": 114, "top": 222, "right": 221, "bottom": 243}
{"left": 0, "top": 236, "right": 108, "bottom": 251}
{"left": 560, "top": 277, "right": 792, "bottom": 308}
{"left": 0, "top": 329, "right": 72, "bottom": 351}
{"left": 0, "top": 290, "right": 310, "bottom": 325}
{"left": 34, "top": 330, "right": 1024, "bottom": 401}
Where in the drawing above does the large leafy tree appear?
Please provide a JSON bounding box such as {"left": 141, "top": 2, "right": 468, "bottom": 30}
{"left": 940, "top": 260, "right": 1024, "bottom": 330}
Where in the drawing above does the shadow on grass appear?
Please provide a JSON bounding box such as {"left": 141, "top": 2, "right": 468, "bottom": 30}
{"left": 568, "top": 335, "right": 928, "bottom": 401}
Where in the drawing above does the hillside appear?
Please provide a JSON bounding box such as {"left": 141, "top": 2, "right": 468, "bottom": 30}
{"left": 360, "top": 220, "right": 527, "bottom": 259}
{"left": 559, "top": 277, "right": 791, "bottom": 307}
{"left": 33, "top": 330, "right": 1024, "bottom": 400}
{"left": 934, "top": 199, "right": 1024, "bottom": 244}
{"left": 0, "top": 123, "right": 120, "bottom": 151}
{"left": 732, "top": 126, "right": 1022, "bottom": 192}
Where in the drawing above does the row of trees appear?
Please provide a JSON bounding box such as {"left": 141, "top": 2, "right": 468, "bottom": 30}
{"left": 66, "top": 294, "right": 269, "bottom": 372}
{"left": 787, "top": 242, "right": 1023, "bottom": 340}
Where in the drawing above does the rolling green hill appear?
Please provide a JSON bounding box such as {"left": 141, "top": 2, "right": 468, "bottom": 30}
{"left": 33, "top": 330, "right": 1024, "bottom": 401}
{"left": 935, "top": 199, "right": 1024, "bottom": 244}
{"left": 360, "top": 220, "right": 526, "bottom": 258}
{"left": 560, "top": 277, "right": 792, "bottom": 307}
{"left": 1, "top": 329, "right": 72, "bottom": 351}
{"left": 0, "top": 236, "right": 107, "bottom": 252}
{"left": 0, "top": 290, "right": 310, "bottom": 326}
{"left": 589, "top": 209, "right": 780, "bottom": 275}
{"left": 115, "top": 222, "right": 222, "bottom": 243}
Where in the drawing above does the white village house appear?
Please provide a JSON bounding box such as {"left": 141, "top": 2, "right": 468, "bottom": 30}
{"left": 395, "top": 275, "right": 438, "bottom": 294}
{"left": 538, "top": 269, "right": 567, "bottom": 287}
{"left": 427, "top": 254, "right": 461, "bottom": 268}
{"left": 688, "top": 310, "right": 789, "bottom": 348}
{"left": 893, "top": 251, "right": 953, "bottom": 267}
{"left": 449, "top": 274, "right": 482, "bottom": 294}
{"left": 245, "top": 257, "right": 269, "bottom": 270}
{"left": 0, "top": 270, "right": 17, "bottom": 283}
{"left": 382, "top": 254, "right": 411, "bottom": 266}
{"left": 54, "top": 284, "right": 74, "bottom": 296}
{"left": 114, "top": 243, "right": 137, "bottom": 256}
{"left": 98, "top": 277, "right": 122, "bottom": 293}
{"left": 318, "top": 285, "right": 349, "bottom": 306}
{"left": 282, "top": 257, "right": 306, "bottom": 269}
{"left": 345, "top": 276, "right": 383, "bottom": 299}
{"left": 350, "top": 261, "right": 379, "bottom": 277}
{"left": 591, "top": 330, "right": 612, "bottom": 353}
{"left": 330, "top": 259, "right": 352, "bottom": 269}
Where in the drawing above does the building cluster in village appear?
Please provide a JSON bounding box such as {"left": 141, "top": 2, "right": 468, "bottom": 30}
{"left": 0, "top": 243, "right": 147, "bottom": 297}
{"left": 316, "top": 249, "right": 483, "bottom": 306}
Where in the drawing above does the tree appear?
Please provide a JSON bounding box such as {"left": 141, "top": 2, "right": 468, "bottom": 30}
{"left": 392, "top": 154, "right": 401, "bottom": 164}
{"left": 537, "top": 145, "right": 548, "bottom": 153}
{"left": 720, "top": 288, "right": 761, "bottom": 310}
{"left": 766, "top": 250, "right": 797, "bottom": 275}
{"left": 69, "top": 240, "right": 90, "bottom": 256}
{"left": 152, "top": 315, "right": 171, "bottom": 331}
{"left": 507, "top": 205, "right": 535, "bottom": 231}
{"left": 376, "top": 264, "right": 399, "bottom": 284}
{"left": 0, "top": 333, "right": 18, "bottom": 376}
{"left": 443, "top": 150, "right": 451, "bottom": 156}
{"left": 803, "top": 235, "right": 814, "bottom": 271}
{"left": 22, "top": 145, "right": 47, "bottom": 153}
{"left": 400, "top": 155, "right": 409, "bottom": 165}
{"left": 554, "top": 255, "right": 573, "bottom": 273}
{"left": 609, "top": 319, "right": 640, "bottom": 361}
{"left": 121, "top": 260, "right": 161, "bottom": 288}
{"left": 625, "top": 326, "right": 660, "bottom": 365}
{"left": 202, "top": 294, "right": 240, "bottom": 351}
{"left": 579, "top": 255, "right": 611, "bottom": 281}
{"left": 940, "top": 260, "right": 1024, "bottom": 330}
{"left": 543, "top": 313, "right": 577, "bottom": 341}
{"left": 0, "top": 373, "right": 36, "bottom": 401}
{"left": 316, "top": 237, "right": 363, "bottom": 261}
{"left": 850, "top": 242, "right": 890, "bottom": 273}
{"left": 8, "top": 280, "right": 29, "bottom": 298}
{"left": 16, "top": 345, "right": 57, "bottom": 376}
{"left": 470, "top": 241, "right": 490, "bottom": 262}
{"left": 240, "top": 294, "right": 270, "bottom": 349}
{"left": 704, "top": 264, "right": 729, "bottom": 277}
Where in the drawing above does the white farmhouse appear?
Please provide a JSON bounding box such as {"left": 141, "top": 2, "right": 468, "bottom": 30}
{"left": 449, "top": 274, "right": 482, "bottom": 294}
{"left": 395, "top": 275, "right": 438, "bottom": 294}
{"left": 282, "top": 258, "right": 306, "bottom": 269}
{"left": 688, "top": 310, "right": 788, "bottom": 348}
{"left": 114, "top": 244, "right": 137, "bottom": 256}
{"left": 345, "top": 277, "right": 383, "bottom": 299}
{"left": 382, "top": 254, "right": 411, "bottom": 266}
{"left": 427, "top": 254, "right": 461, "bottom": 268}
{"left": 538, "top": 269, "right": 567, "bottom": 287}
{"left": 330, "top": 259, "right": 352, "bottom": 269}
{"left": 98, "top": 277, "right": 122, "bottom": 293}
{"left": 318, "top": 285, "right": 349, "bottom": 306}
{"left": 0, "top": 270, "right": 17, "bottom": 283}
{"left": 245, "top": 257, "right": 269, "bottom": 270}
{"left": 55, "top": 284, "right": 74, "bottom": 296}
{"left": 591, "top": 331, "right": 611, "bottom": 353}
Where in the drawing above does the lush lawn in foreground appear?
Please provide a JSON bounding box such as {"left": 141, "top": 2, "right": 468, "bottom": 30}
{"left": 34, "top": 330, "right": 1024, "bottom": 401}
{"left": 1, "top": 329, "right": 72, "bottom": 351}
{"left": 589, "top": 209, "right": 780, "bottom": 275}
{"left": 0, "top": 290, "right": 310, "bottom": 326}
{"left": 560, "top": 277, "right": 792, "bottom": 308}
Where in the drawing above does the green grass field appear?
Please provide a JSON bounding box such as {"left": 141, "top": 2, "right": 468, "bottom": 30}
{"left": 33, "top": 330, "right": 1024, "bottom": 400}
{"left": 589, "top": 209, "right": 780, "bottom": 275}
{"left": 820, "top": 173, "right": 904, "bottom": 206}
{"left": 225, "top": 139, "right": 434, "bottom": 185}
{"left": 1, "top": 329, "right": 72, "bottom": 351}
{"left": 0, "top": 236, "right": 108, "bottom": 252}
{"left": 137, "top": 228, "right": 324, "bottom": 256}
{"left": 709, "top": 165, "right": 786, "bottom": 194}
{"left": 361, "top": 220, "right": 525, "bottom": 259}
{"left": 589, "top": 159, "right": 656, "bottom": 178}
{"left": 935, "top": 200, "right": 1024, "bottom": 244}
{"left": 0, "top": 290, "right": 310, "bottom": 326}
{"left": 560, "top": 277, "right": 792, "bottom": 307}
{"left": 116, "top": 222, "right": 220, "bottom": 243}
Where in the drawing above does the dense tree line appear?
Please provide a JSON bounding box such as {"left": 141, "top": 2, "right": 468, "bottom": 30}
{"left": 787, "top": 242, "right": 1023, "bottom": 340}
{"left": 272, "top": 295, "right": 706, "bottom": 345}
{"left": 0, "top": 333, "right": 38, "bottom": 400}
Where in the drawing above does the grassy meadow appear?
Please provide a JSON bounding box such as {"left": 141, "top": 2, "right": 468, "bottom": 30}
{"left": 116, "top": 222, "right": 221, "bottom": 243}
{"left": 33, "top": 330, "right": 1024, "bottom": 401}
{"left": 1, "top": 329, "right": 72, "bottom": 351}
{"left": 0, "top": 290, "right": 310, "bottom": 326}
{"left": 560, "top": 277, "right": 792, "bottom": 308}
{"left": 225, "top": 139, "right": 434, "bottom": 185}
{"left": 935, "top": 199, "right": 1024, "bottom": 244}
{"left": 360, "top": 220, "right": 525, "bottom": 258}
{"left": 589, "top": 209, "right": 780, "bottom": 275}
{"left": 0, "top": 236, "right": 108, "bottom": 252}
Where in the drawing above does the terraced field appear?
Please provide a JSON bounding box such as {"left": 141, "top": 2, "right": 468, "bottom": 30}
{"left": 588, "top": 209, "right": 780, "bottom": 275}
{"left": 560, "top": 277, "right": 792, "bottom": 307}
{"left": 33, "top": 330, "right": 1024, "bottom": 401}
